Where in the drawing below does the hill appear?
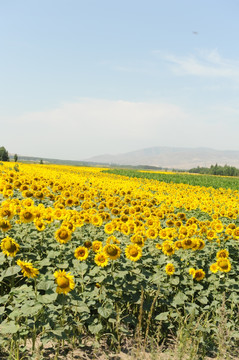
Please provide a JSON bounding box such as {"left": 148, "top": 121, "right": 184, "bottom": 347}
{"left": 84, "top": 147, "right": 239, "bottom": 170}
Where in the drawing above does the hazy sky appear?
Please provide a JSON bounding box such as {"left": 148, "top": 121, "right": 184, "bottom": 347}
{"left": 1, "top": 0, "right": 239, "bottom": 160}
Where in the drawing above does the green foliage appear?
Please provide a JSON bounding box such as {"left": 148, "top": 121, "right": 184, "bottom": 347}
{"left": 104, "top": 168, "right": 239, "bottom": 190}
{"left": 189, "top": 163, "right": 239, "bottom": 176}
{"left": 0, "top": 146, "right": 9, "bottom": 161}
{"left": 14, "top": 154, "right": 18, "bottom": 162}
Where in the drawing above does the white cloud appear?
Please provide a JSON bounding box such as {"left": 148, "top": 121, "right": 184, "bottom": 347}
{"left": 156, "top": 49, "right": 239, "bottom": 79}
{"left": 2, "top": 98, "right": 239, "bottom": 160}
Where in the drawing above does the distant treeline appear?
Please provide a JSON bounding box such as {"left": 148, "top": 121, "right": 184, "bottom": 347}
{"left": 189, "top": 164, "right": 239, "bottom": 176}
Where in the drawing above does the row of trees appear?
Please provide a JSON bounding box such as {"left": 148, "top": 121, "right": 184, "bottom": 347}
{"left": 189, "top": 164, "right": 239, "bottom": 176}
{"left": 0, "top": 147, "right": 18, "bottom": 162}
{"left": 0, "top": 146, "right": 10, "bottom": 161}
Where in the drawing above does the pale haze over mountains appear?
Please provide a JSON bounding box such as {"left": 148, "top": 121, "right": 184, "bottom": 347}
{"left": 85, "top": 147, "right": 239, "bottom": 170}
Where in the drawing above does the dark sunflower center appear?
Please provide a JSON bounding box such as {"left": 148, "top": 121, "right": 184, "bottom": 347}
{"left": 129, "top": 248, "right": 138, "bottom": 257}
{"left": 5, "top": 239, "right": 16, "bottom": 252}
{"left": 1, "top": 222, "right": 10, "bottom": 229}
{"left": 59, "top": 230, "right": 68, "bottom": 240}
{"left": 57, "top": 277, "right": 69, "bottom": 288}
{"left": 24, "top": 212, "right": 33, "bottom": 220}
{"left": 107, "top": 246, "right": 118, "bottom": 256}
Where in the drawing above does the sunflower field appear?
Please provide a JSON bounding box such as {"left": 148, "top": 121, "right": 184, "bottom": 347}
{"left": 0, "top": 162, "right": 238, "bottom": 358}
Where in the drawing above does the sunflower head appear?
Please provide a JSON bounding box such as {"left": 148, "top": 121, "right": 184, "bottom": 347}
{"left": 1, "top": 237, "right": 20, "bottom": 257}
{"left": 193, "top": 269, "right": 205, "bottom": 281}
{"left": 0, "top": 220, "right": 12, "bottom": 232}
{"left": 103, "top": 244, "right": 121, "bottom": 260}
{"left": 216, "top": 249, "right": 229, "bottom": 259}
{"left": 165, "top": 263, "right": 175, "bottom": 276}
{"left": 216, "top": 258, "right": 231, "bottom": 272}
{"left": 20, "top": 208, "right": 35, "bottom": 223}
{"left": 54, "top": 270, "right": 75, "bottom": 294}
{"left": 17, "top": 259, "right": 39, "bottom": 278}
{"left": 162, "top": 241, "right": 175, "bottom": 256}
{"left": 94, "top": 252, "right": 109, "bottom": 267}
{"left": 74, "top": 246, "right": 88, "bottom": 261}
{"left": 210, "top": 263, "right": 219, "bottom": 273}
{"left": 125, "top": 244, "right": 142, "bottom": 262}
{"left": 92, "top": 240, "right": 102, "bottom": 253}
{"left": 55, "top": 227, "right": 72, "bottom": 244}
{"left": 84, "top": 240, "right": 92, "bottom": 249}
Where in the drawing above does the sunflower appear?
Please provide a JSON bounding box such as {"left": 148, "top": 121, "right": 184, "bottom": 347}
{"left": 192, "top": 269, "right": 205, "bottom": 281}
{"left": 65, "top": 197, "right": 74, "bottom": 207}
{"left": 233, "top": 227, "right": 239, "bottom": 239}
{"left": 84, "top": 240, "right": 92, "bottom": 249}
{"left": 162, "top": 241, "right": 175, "bottom": 256}
{"left": 197, "top": 239, "right": 205, "bottom": 250}
{"left": 34, "top": 219, "right": 46, "bottom": 231}
{"left": 91, "top": 215, "right": 103, "bottom": 227}
{"left": 17, "top": 259, "right": 39, "bottom": 278}
{"left": 175, "top": 240, "right": 183, "bottom": 250}
{"left": 62, "top": 221, "right": 75, "bottom": 232}
{"left": 214, "top": 222, "right": 224, "bottom": 233}
{"left": 131, "top": 234, "right": 145, "bottom": 247}
{"left": 159, "top": 229, "right": 168, "bottom": 240}
{"left": 104, "top": 222, "right": 114, "bottom": 235}
{"left": 216, "top": 249, "right": 229, "bottom": 259}
{"left": 94, "top": 252, "right": 109, "bottom": 267}
{"left": 0, "top": 207, "right": 14, "bottom": 220}
{"left": 216, "top": 258, "right": 231, "bottom": 272}
{"left": 182, "top": 238, "right": 194, "bottom": 250}
{"left": 146, "top": 228, "right": 158, "bottom": 239}
{"left": 207, "top": 230, "right": 217, "bottom": 241}
{"left": 165, "top": 263, "right": 175, "bottom": 275}
{"left": 55, "top": 227, "right": 72, "bottom": 244}
{"left": 0, "top": 219, "right": 11, "bottom": 232}
{"left": 106, "top": 235, "right": 121, "bottom": 244}
{"left": 20, "top": 208, "right": 35, "bottom": 223}
{"left": 74, "top": 246, "right": 88, "bottom": 261}
{"left": 54, "top": 270, "right": 75, "bottom": 294}
{"left": 210, "top": 263, "right": 219, "bottom": 273}
{"left": 103, "top": 244, "right": 121, "bottom": 260}
{"left": 1, "top": 237, "right": 20, "bottom": 257}
{"left": 92, "top": 240, "right": 102, "bottom": 253}
{"left": 125, "top": 244, "right": 142, "bottom": 262}
{"left": 189, "top": 268, "right": 195, "bottom": 276}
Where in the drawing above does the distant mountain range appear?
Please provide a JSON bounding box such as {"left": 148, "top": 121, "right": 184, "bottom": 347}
{"left": 84, "top": 147, "right": 239, "bottom": 170}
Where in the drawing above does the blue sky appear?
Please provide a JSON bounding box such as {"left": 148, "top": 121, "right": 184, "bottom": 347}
{"left": 1, "top": 0, "right": 239, "bottom": 160}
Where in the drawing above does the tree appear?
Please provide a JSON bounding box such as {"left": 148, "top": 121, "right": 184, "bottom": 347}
{"left": 40, "top": 159, "right": 43, "bottom": 164}
{"left": 14, "top": 154, "right": 18, "bottom": 162}
{"left": 0, "top": 146, "right": 9, "bottom": 161}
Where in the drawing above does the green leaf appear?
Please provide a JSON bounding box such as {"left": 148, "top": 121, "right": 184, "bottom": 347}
{"left": 39, "top": 258, "right": 51, "bottom": 266}
{"left": 38, "top": 293, "right": 57, "bottom": 304}
{"left": 173, "top": 292, "right": 187, "bottom": 306}
{"left": 155, "top": 312, "right": 168, "bottom": 321}
{"left": 171, "top": 276, "right": 180, "bottom": 285}
{"left": 88, "top": 266, "right": 99, "bottom": 276}
{"left": 20, "top": 303, "right": 42, "bottom": 316}
{"left": 0, "top": 295, "right": 9, "bottom": 304}
{"left": 2, "top": 265, "right": 20, "bottom": 278}
{"left": 78, "top": 262, "right": 88, "bottom": 274}
{"left": 0, "top": 306, "right": 5, "bottom": 315}
{"left": 88, "top": 323, "right": 103, "bottom": 334}
{"left": 0, "top": 253, "right": 6, "bottom": 265}
{"left": 0, "top": 322, "right": 18, "bottom": 334}
{"left": 55, "top": 263, "right": 69, "bottom": 269}
{"left": 198, "top": 296, "right": 208, "bottom": 304}
{"left": 37, "top": 280, "right": 54, "bottom": 291}
{"left": 74, "top": 302, "right": 90, "bottom": 314}
{"left": 98, "top": 303, "right": 113, "bottom": 318}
